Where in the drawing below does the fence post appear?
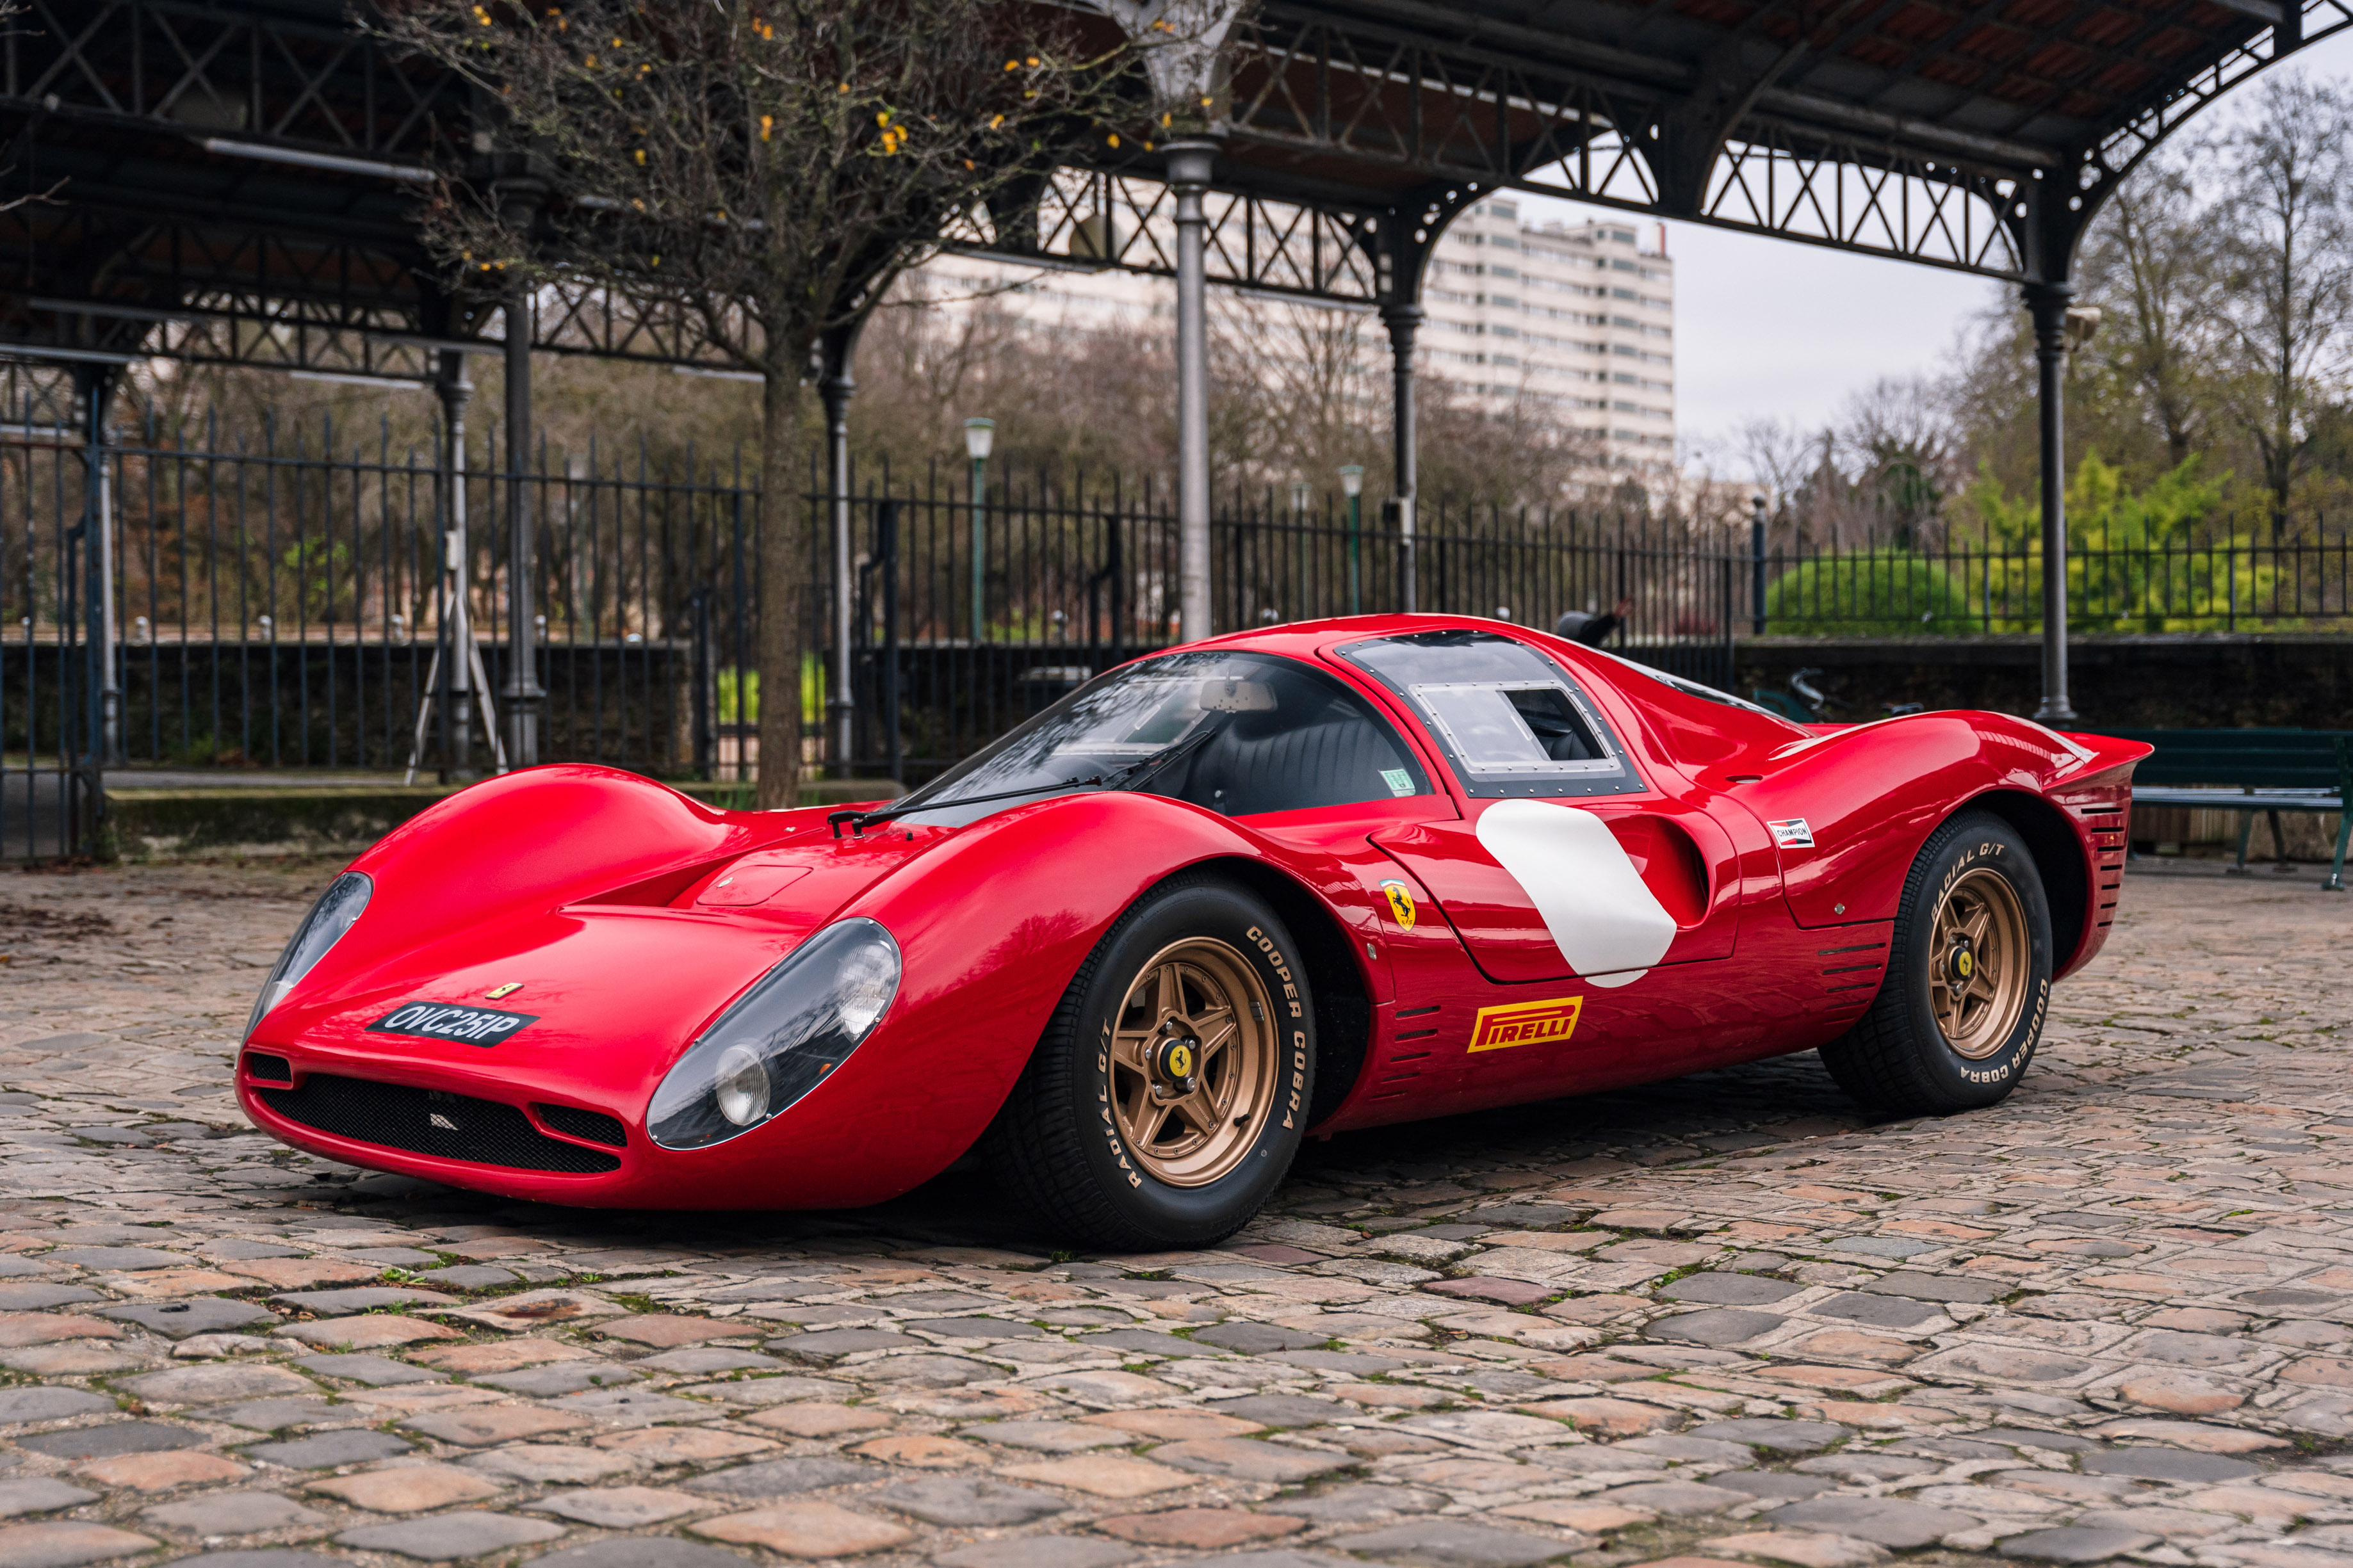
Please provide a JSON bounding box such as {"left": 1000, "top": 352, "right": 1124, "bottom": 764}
{"left": 690, "top": 585, "right": 713, "bottom": 781}
{"left": 1750, "top": 493, "right": 1768, "bottom": 636}
{"left": 877, "top": 499, "right": 900, "bottom": 785}
{"left": 1720, "top": 553, "right": 1736, "bottom": 690}
{"left": 74, "top": 364, "right": 118, "bottom": 852}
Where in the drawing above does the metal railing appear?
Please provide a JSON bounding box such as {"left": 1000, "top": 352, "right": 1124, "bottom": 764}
{"left": 4, "top": 405, "right": 2344, "bottom": 854}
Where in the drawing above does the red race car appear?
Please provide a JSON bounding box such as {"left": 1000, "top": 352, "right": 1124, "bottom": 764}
{"left": 239, "top": 617, "right": 2147, "bottom": 1248}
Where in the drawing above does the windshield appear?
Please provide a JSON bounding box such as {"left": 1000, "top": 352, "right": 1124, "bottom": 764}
{"left": 889, "top": 650, "right": 1429, "bottom": 827}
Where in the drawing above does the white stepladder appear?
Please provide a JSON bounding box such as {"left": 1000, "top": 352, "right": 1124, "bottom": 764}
{"left": 405, "top": 403, "right": 509, "bottom": 785}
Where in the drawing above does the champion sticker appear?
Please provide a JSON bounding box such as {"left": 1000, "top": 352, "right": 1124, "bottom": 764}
{"left": 367, "top": 1002, "right": 539, "bottom": 1047}
{"left": 1468, "top": 995, "right": 1583, "bottom": 1053}
{"left": 1768, "top": 818, "right": 1816, "bottom": 848}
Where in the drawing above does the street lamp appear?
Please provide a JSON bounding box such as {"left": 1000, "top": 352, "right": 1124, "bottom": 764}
{"left": 963, "top": 418, "right": 994, "bottom": 643}
{"left": 1750, "top": 491, "right": 1769, "bottom": 637}
{"left": 1338, "top": 464, "right": 1364, "bottom": 617}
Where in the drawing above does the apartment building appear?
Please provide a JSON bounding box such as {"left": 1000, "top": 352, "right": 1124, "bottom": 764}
{"left": 912, "top": 198, "right": 1675, "bottom": 470}
{"left": 1422, "top": 200, "right": 1676, "bottom": 464}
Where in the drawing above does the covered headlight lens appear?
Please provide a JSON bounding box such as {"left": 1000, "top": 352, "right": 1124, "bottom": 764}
{"left": 648, "top": 918, "right": 900, "bottom": 1150}
{"left": 713, "top": 1044, "right": 771, "bottom": 1127}
{"left": 245, "top": 872, "right": 371, "bottom": 1039}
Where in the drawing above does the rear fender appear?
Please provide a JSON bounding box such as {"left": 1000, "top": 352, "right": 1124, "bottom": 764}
{"left": 1730, "top": 713, "right": 2119, "bottom": 932}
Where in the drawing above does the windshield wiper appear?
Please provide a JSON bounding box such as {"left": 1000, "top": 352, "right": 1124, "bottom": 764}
{"left": 829, "top": 775, "right": 1100, "bottom": 839}
{"left": 828, "top": 725, "right": 1223, "bottom": 839}
{"left": 1098, "top": 723, "right": 1222, "bottom": 791}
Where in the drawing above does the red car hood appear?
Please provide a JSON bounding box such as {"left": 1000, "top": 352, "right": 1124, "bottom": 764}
{"left": 248, "top": 779, "right": 946, "bottom": 1108}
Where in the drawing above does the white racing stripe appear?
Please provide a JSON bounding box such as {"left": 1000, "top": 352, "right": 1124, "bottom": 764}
{"left": 1475, "top": 799, "right": 1677, "bottom": 989}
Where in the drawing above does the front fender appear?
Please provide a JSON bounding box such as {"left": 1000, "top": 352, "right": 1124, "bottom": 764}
{"left": 316, "top": 766, "right": 822, "bottom": 1001}
{"left": 787, "top": 792, "right": 1353, "bottom": 1206}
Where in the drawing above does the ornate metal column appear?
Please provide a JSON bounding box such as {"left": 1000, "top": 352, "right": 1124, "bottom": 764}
{"left": 501, "top": 282, "right": 542, "bottom": 768}
{"left": 1168, "top": 140, "right": 1216, "bottom": 643}
{"left": 2024, "top": 281, "right": 2076, "bottom": 724}
{"left": 1381, "top": 300, "right": 1422, "bottom": 613}
{"left": 436, "top": 350, "right": 477, "bottom": 780}
{"left": 819, "top": 325, "right": 860, "bottom": 777}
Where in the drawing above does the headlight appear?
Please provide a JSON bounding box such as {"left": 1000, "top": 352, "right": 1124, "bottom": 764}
{"left": 647, "top": 918, "right": 900, "bottom": 1150}
{"left": 245, "top": 872, "right": 371, "bottom": 1039}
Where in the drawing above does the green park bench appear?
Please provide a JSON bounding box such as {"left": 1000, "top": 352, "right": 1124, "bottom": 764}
{"left": 2103, "top": 728, "right": 2351, "bottom": 892}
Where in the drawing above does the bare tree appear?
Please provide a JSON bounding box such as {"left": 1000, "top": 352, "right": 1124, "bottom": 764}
{"left": 2211, "top": 74, "right": 2353, "bottom": 523}
{"left": 386, "top": 0, "right": 1129, "bottom": 804}
{"left": 1837, "top": 376, "right": 1958, "bottom": 547}
{"left": 2078, "top": 148, "right": 2222, "bottom": 467}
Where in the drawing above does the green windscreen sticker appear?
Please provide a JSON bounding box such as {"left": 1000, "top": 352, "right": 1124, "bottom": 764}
{"left": 1381, "top": 768, "right": 1414, "bottom": 796}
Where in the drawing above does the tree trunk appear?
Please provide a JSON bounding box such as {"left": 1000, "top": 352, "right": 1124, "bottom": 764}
{"left": 756, "top": 369, "right": 808, "bottom": 810}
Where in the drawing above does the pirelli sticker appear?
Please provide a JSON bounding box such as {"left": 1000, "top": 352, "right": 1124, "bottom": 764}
{"left": 1468, "top": 995, "right": 1583, "bottom": 1053}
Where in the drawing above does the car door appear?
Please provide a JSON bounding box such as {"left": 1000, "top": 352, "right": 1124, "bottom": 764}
{"left": 1333, "top": 629, "right": 1744, "bottom": 992}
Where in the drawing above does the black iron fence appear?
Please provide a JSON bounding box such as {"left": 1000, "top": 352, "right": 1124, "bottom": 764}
{"left": 3, "top": 407, "right": 2345, "bottom": 855}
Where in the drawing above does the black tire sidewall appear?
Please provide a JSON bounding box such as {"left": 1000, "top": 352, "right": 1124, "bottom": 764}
{"left": 1895, "top": 814, "right": 2053, "bottom": 1108}
{"left": 1065, "top": 881, "right": 1313, "bottom": 1243}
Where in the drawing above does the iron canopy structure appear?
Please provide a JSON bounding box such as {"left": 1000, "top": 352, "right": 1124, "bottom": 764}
{"left": 3, "top": 1, "right": 2345, "bottom": 373}
{"left": 0, "top": 0, "right": 2340, "bottom": 759}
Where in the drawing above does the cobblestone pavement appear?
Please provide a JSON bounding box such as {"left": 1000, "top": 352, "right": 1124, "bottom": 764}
{"left": 0, "top": 858, "right": 2349, "bottom": 1568}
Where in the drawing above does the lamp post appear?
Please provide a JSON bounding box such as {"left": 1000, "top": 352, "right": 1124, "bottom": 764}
{"left": 963, "top": 418, "right": 994, "bottom": 643}
{"left": 1289, "top": 480, "right": 1310, "bottom": 621}
{"left": 1750, "top": 491, "right": 1769, "bottom": 637}
{"left": 1339, "top": 465, "right": 1364, "bottom": 616}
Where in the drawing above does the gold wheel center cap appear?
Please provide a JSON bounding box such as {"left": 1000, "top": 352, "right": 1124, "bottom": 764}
{"left": 1950, "top": 944, "right": 1974, "bottom": 982}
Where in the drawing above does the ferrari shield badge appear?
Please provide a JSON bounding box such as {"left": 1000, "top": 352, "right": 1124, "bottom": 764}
{"left": 1768, "top": 818, "right": 1816, "bottom": 848}
{"left": 1469, "top": 996, "right": 1583, "bottom": 1053}
{"left": 1379, "top": 879, "right": 1417, "bottom": 930}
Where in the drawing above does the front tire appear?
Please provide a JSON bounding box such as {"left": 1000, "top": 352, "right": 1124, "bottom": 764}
{"left": 1820, "top": 809, "right": 2052, "bottom": 1116}
{"left": 988, "top": 873, "right": 1314, "bottom": 1250}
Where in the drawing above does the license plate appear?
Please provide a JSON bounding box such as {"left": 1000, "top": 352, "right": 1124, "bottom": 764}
{"left": 367, "top": 1002, "right": 539, "bottom": 1046}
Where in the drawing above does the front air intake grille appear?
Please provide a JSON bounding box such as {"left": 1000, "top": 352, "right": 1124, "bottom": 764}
{"left": 534, "top": 1103, "right": 628, "bottom": 1148}
{"left": 256, "top": 1074, "right": 621, "bottom": 1174}
{"left": 241, "top": 1053, "right": 293, "bottom": 1085}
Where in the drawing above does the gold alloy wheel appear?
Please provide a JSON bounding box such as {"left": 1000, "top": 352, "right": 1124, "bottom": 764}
{"left": 1108, "top": 937, "right": 1278, "bottom": 1187}
{"left": 1929, "top": 866, "right": 2030, "bottom": 1060}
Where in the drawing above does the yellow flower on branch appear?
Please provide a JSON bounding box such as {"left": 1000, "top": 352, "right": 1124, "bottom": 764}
{"left": 760, "top": 115, "right": 773, "bottom": 140}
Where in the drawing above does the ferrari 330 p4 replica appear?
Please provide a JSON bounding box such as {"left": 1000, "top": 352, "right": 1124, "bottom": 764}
{"left": 239, "top": 617, "right": 2147, "bottom": 1248}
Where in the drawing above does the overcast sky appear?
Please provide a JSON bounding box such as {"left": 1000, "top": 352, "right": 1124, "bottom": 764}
{"left": 1519, "top": 31, "right": 2353, "bottom": 481}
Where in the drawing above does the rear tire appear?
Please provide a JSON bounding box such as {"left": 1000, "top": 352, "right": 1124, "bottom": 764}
{"left": 1820, "top": 809, "right": 2051, "bottom": 1116}
{"left": 987, "top": 873, "right": 1314, "bottom": 1251}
